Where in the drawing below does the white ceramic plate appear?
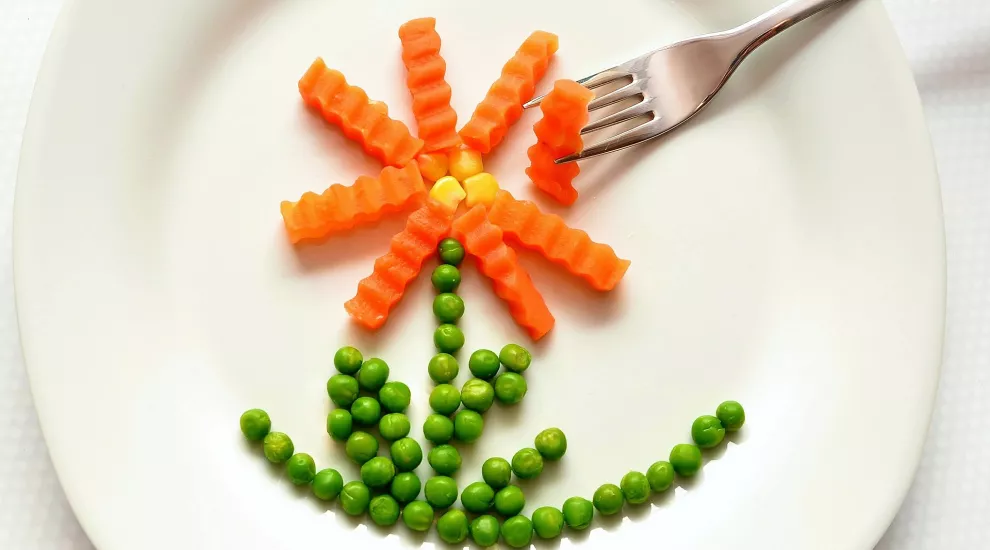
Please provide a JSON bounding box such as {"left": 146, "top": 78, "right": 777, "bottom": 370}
{"left": 14, "top": 0, "right": 943, "bottom": 548}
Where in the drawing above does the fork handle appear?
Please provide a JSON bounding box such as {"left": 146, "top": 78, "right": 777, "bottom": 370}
{"left": 727, "top": 0, "right": 851, "bottom": 62}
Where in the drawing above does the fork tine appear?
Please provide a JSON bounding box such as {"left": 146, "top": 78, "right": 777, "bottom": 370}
{"left": 586, "top": 78, "right": 649, "bottom": 111}
{"left": 575, "top": 68, "right": 631, "bottom": 90}
{"left": 581, "top": 98, "right": 657, "bottom": 134}
{"left": 522, "top": 67, "right": 630, "bottom": 109}
{"left": 556, "top": 117, "right": 669, "bottom": 164}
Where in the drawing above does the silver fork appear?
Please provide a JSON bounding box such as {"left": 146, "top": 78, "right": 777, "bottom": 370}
{"left": 524, "top": 0, "right": 852, "bottom": 163}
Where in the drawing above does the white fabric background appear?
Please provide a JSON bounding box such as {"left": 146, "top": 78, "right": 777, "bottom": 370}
{"left": 0, "top": 1, "right": 986, "bottom": 548}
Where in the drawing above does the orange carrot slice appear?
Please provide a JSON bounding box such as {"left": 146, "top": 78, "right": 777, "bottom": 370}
{"left": 532, "top": 79, "right": 593, "bottom": 151}
{"left": 399, "top": 18, "right": 460, "bottom": 153}
{"left": 345, "top": 200, "right": 455, "bottom": 330}
{"left": 280, "top": 163, "right": 426, "bottom": 244}
{"left": 526, "top": 143, "right": 580, "bottom": 206}
{"left": 526, "top": 79, "right": 594, "bottom": 205}
{"left": 451, "top": 204, "right": 555, "bottom": 340}
{"left": 459, "top": 31, "right": 559, "bottom": 154}
{"left": 488, "top": 190, "right": 630, "bottom": 291}
{"left": 299, "top": 58, "right": 425, "bottom": 167}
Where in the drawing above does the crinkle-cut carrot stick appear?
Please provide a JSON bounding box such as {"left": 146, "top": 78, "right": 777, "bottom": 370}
{"left": 487, "top": 190, "right": 630, "bottom": 291}
{"left": 399, "top": 18, "right": 460, "bottom": 153}
{"left": 526, "top": 79, "right": 594, "bottom": 205}
{"left": 458, "top": 31, "right": 559, "bottom": 154}
{"left": 345, "top": 200, "right": 455, "bottom": 330}
{"left": 280, "top": 163, "right": 426, "bottom": 244}
{"left": 298, "top": 58, "right": 424, "bottom": 167}
{"left": 526, "top": 142, "right": 580, "bottom": 205}
{"left": 451, "top": 204, "right": 555, "bottom": 340}
{"left": 532, "top": 79, "right": 593, "bottom": 151}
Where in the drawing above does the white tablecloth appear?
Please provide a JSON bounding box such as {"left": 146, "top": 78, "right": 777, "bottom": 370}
{"left": 1, "top": 1, "right": 987, "bottom": 548}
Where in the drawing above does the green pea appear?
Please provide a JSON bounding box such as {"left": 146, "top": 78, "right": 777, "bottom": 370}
{"left": 390, "top": 472, "right": 421, "bottom": 503}
{"left": 428, "top": 353, "right": 459, "bottom": 383}
{"left": 494, "top": 485, "right": 525, "bottom": 517}
{"left": 312, "top": 468, "right": 344, "bottom": 500}
{"left": 534, "top": 427, "right": 567, "bottom": 460}
{"left": 482, "top": 457, "right": 512, "bottom": 490}
{"left": 468, "top": 349, "right": 501, "bottom": 379}
{"left": 494, "top": 372, "right": 527, "bottom": 405}
{"left": 562, "top": 497, "right": 594, "bottom": 530}
{"left": 345, "top": 431, "right": 378, "bottom": 464}
{"left": 434, "top": 324, "right": 465, "bottom": 354}
{"left": 593, "top": 483, "right": 624, "bottom": 515}
{"left": 460, "top": 481, "right": 495, "bottom": 513}
{"left": 429, "top": 384, "right": 461, "bottom": 415}
{"left": 326, "top": 409, "right": 353, "bottom": 441}
{"left": 333, "top": 346, "right": 363, "bottom": 375}
{"left": 389, "top": 437, "right": 423, "bottom": 472}
{"left": 379, "top": 413, "right": 411, "bottom": 441}
{"left": 501, "top": 515, "right": 534, "bottom": 548}
{"left": 350, "top": 396, "right": 381, "bottom": 426}
{"left": 326, "top": 374, "right": 359, "bottom": 408}
{"left": 433, "top": 293, "right": 465, "bottom": 323}
{"left": 423, "top": 414, "right": 455, "bottom": 444}
{"left": 339, "top": 481, "right": 371, "bottom": 516}
{"left": 669, "top": 443, "right": 703, "bottom": 477}
{"left": 646, "top": 460, "right": 675, "bottom": 492}
{"left": 691, "top": 415, "right": 726, "bottom": 448}
{"left": 461, "top": 378, "right": 495, "bottom": 413}
{"left": 532, "top": 506, "right": 564, "bottom": 539}
{"left": 262, "top": 432, "right": 294, "bottom": 464}
{"left": 285, "top": 453, "right": 316, "bottom": 485}
{"left": 511, "top": 448, "right": 543, "bottom": 479}
{"left": 716, "top": 400, "right": 746, "bottom": 431}
{"left": 357, "top": 358, "right": 389, "bottom": 392}
{"left": 438, "top": 237, "right": 465, "bottom": 266}
{"left": 499, "top": 343, "right": 532, "bottom": 373}
{"left": 369, "top": 494, "right": 400, "bottom": 527}
{"left": 360, "top": 456, "right": 396, "bottom": 488}
{"left": 378, "top": 381, "right": 411, "bottom": 413}
{"left": 402, "top": 501, "right": 434, "bottom": 532}
{"left": 239, "top": 409, "right": 271, "bottom": 441}
{"left": 620, "top": 471, "right": 651, "bottom": 504}
{"left": 428, "top": 444, "right": 462, "bottom": 475}
{"left": 437, "top": 509, "right": 470, "bottom": 544}
{"left": 470, "top": 515, "right": 501, "bottom": 547}
{"left": 453, "top": 410, "right": 485, "bottom": 442}
{"left": 431, "top": 264, "right": 461, "bottom": 292}
{"left": 424, "top": 476, "right": 458, "bottom": 508}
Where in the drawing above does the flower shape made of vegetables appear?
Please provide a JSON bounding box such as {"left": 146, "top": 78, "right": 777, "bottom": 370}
{"left": 280, "top": 18, "right": 630, "bottom": 340}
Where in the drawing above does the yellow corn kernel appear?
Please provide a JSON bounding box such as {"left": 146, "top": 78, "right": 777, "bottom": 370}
{"left": 429, "top": 176, "right": 466, "bottom": 210}
{"left": 463, "top": 172, "right": 500, "bottom": 209}
{"left": 368, "top": 100, "right": 388, "bottom": 116}
{"left": 416, "top": 153, "right": 448, "bottom": 182}
{"left": 448, "top": 148, "right": 484, "bottom": 181}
